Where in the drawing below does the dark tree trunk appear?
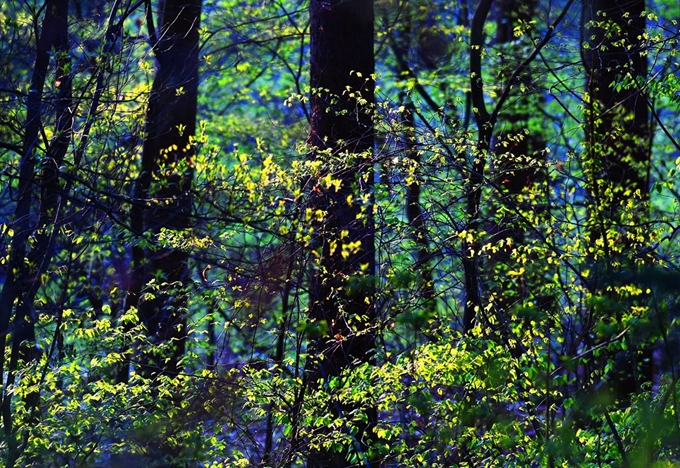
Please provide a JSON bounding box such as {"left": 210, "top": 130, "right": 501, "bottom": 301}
{"left": 486, "top": 0, "right": 552, "bottom": 332}
{"left": 403, "top": 99, "right": 437, "bottom": 320}
{"left": 582, "top": 0, "right": 649, "bottom": 206}
{"left": 125, "top": 0, "right": 201, "bottom": 380}
{"left": 307, "top": 0, "right": 376, "bottom": 466}
{"left": 464, "top": 0, "right": 574, "bottom": 334}
{"left": 581, "top": 0, "right": 652, "bottom": 404}
{"left": 492, "top": 0, "right": 543, "bottom": 195}
{"left": 391, "top": 1, "right": 438, "bottom": 332}
{"left": 0, "top": 1, "right": 72, "bottom": 464}
{"left": 463, "top": 0, "right": 493, "bottom": 334}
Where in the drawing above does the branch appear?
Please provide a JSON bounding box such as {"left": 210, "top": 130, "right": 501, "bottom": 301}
{"left": 649, "top": 98, "right": 680, "bottom": 153}
{"left": 489, "top": 0, "right": 577, "bottom": 129}
{"left": 145, "top": 0, "right": 159, "bottom": 52}
{"left": 0, "top": 142, "right": 22, "bottom": 155}
{"left": 550, "top": 327, "right": 629, "bottom": 378}
{"left": 605, "top": 410, "right": 629, "bottom": 468}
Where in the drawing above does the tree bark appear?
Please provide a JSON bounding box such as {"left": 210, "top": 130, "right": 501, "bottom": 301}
{"left": 581, "top": 0, "right": 652, "bottom": 403}
{"left": 582, "top": 0, "right": 649, "bottom": 207}
{"left": 126, "top": 0, "right": 202, "bottom": 380}
{"left": 463, "top": 0, "right": 493, "bottom": 334}
{"left": 307, "top": 0, "right": 376, "bottom": 465}
{"left": 0, "top": 1, "right": 71, "bottom": 464}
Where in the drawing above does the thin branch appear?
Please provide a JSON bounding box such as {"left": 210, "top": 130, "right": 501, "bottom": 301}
{"left": 489, "top": 0, "right": 577, "bottom": 128}
{"left": 605, "top": 410, "right": 629, "bottom": 468}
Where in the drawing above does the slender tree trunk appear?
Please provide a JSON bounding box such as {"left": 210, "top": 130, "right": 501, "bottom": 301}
{"left": 486, "top": 0, "right": 552, "bottom": 328}
{"left": 463, "top": 0, "right": 493, "bottom": 334}
{"left": 492, "top": 0, "right": 542, "bottom": 194}
{"left": 123, "top": 0, "right": 201, "bottom": 380}
{"left": 391, "top": 1, "right": 437, "bottom": 331}
{"left": 0, "top": 1, "right": 71, "bottom": 464}
{"left": 403, "top": 100, "right": 437, "bottom": 317}
{"left": 307, "top": 0, "right": 376, "bottom": 465}
{"left": 463, "top": 0, "right": 574, "bottom": 334}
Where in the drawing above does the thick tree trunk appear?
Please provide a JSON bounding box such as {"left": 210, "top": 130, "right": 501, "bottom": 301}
{"left": 581, "top": 0, "right": 652, "bottom": 403}
{"left": 582, "top": 0, "right": 649, "bottom": 206}
{"left": 308, "top": 0, "right": 376, "bottom": 466}
{"left": 126, "top": 0, "right": 201, "bottom": 379}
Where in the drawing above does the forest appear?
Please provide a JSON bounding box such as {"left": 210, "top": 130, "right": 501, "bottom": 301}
{"left": 0, "top": 0, "right": 679, "bottom": 466}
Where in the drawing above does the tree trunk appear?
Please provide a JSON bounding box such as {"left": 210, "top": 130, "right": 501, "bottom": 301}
{"left": 307, "top": 0, "right": 376, "bottom": 465}
{"left": 126, "top": 0, "right": 201, "bottom": 380}
{"left": 0, "top": 1, "right": 71, "bottom": 464}
{"left": 463, "top": 0, "right": 493, "bottom": 334}
{"left": 582, "top": 0, "right": 649, "bottom": 208}
{"left": 485, "top": 0, "right": 552, "bottom": 334}
{"left": 391, "top": 0, "right": 438, "bottom": 334}
{"left": 464, "top": 0, "right": 574, "bottom": 334}
{"left": 581, "top": 0, "right": 652, "bottom": 403}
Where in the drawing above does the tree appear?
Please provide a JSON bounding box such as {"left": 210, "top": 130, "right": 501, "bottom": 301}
{"left": 1, "top": 0, "right": 680, "bottom": 466}
{"left": 484, "top": 0, "right": 554, "bottom": 348}
{"left": 307, "top": 0, "right": 376, "bottom": 465}
{"left": 581, "top": 0, "right": 650, "bottom": 213}
{"left": 125, "top": 0, "right": 202, "bottom": 379}
{"left": 0, "top": 0, "right": 71, "bottom": 463}
{"left": 388, "top": 0, "right": 439, "bottom": 333}
{"left": 463, "top": 0, "right": 574, "bottom": 333}
{"left": 580, "top": 0, "right": 654, "bottom": 404}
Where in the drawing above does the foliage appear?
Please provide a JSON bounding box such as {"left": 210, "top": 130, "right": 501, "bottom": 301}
{"left": 0, "top": 0, "right": 680, "bottom": 467}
